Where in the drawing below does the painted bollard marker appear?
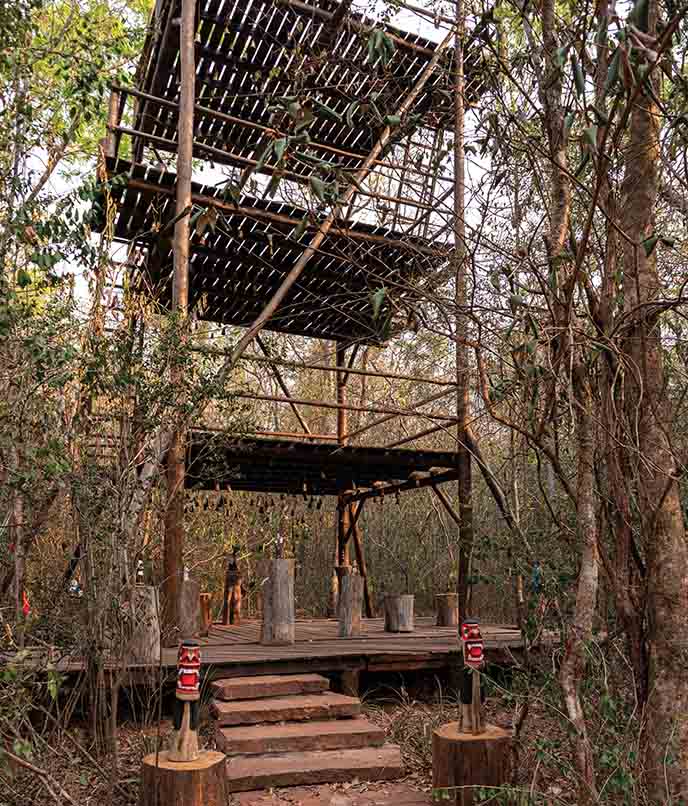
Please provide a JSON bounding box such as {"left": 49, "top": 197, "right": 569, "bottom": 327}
{"left": 139, "top": 638, "right": 227, "bottom": 806}
{"left": 431, "top": 617, "right": 511, "bottom": 804}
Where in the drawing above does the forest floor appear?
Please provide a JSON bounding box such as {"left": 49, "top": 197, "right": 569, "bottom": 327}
{"left": 0, "top": 686, "right": 574, "bottom": 806}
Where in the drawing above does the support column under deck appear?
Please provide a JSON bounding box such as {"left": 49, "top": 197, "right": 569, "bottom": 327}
{"left": 164, "top": 0, "right": 195, "bottom": 639}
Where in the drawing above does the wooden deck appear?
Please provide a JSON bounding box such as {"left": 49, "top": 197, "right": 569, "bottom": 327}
{"left": 161, "top": 617, "right": 523, "bottom": 680}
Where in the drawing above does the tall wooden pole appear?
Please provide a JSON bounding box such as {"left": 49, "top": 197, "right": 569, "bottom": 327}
{"left": 336, "top": 343, "right": 351, "bottom": 572}
{"left": 453, "top": 0, "right": 473, "bottom": 624}
{"left": 164, "top": 0, "right": 195, "bottom": 638}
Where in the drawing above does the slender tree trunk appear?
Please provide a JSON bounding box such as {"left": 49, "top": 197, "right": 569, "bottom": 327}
{"left": 453, "top": 0, "right": 472, "bottom": 623}
{"left": 620, "top": 14, "right": 688, "bottom": 790}
{"left": 559, "top": 369, "right": 598, "bottom": 803}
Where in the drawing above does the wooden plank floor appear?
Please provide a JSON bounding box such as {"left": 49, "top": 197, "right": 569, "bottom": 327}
{"left": 159, "top": 617, "right": 523, "bottom": 678}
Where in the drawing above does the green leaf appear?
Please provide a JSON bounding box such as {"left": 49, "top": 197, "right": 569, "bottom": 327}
{"left": 572, "top": 54, "right": 585, "bottom": 97}
{"left": 255, "top": 141, "right": 274, "bottom": 170}
{"left": 273, "top": 138, "right": 287, "bottom": 162}
{"left": 563, "top": 112, "right": 576, "bottom": 139}
{"left": 346, "top": 101, "right": 359, "bottom": 128}
{"left": 309, "top": 176, "right": 328, "bottom": 203}
{"left": 292, "top": 217, "right": 309, "bottom": 239}
{"left": 17, "top": 269, "right": 32, "bottom": 288}
{"left": 287, "top": 101, "right": 301, "bottom": 120}
{"left": 605, "top": 48, "right": 621, "bottom": 94}
{"left": 629, "top": 0, "right": 648, "bottom": 26}
{"left": 370, "top": 286, "right": 386, "bottom": 319}
{"left": 313, "top": 100, "right": 343, "bottom": 122}
{"left": 384, "top": 114, "right": 401, "bottom": 127}
{"left": 642, "top": 235, "right": 659, "bottom": 256}
{"left": 490, "top": 271, "right": 500, "bottom": 290}
{"left": 583, "top": 125, "right": 598, "bottom": 149}
{"left": 266, "top": 171, "right": 283, "bottom": 197}
{"left": 554, "top": 46, "right": 569, "bottom": 69}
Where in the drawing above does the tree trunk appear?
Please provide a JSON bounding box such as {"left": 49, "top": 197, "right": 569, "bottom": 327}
{"left": 432, "top": 722, "right": 511, "bottom": 806}
{"left": 126, "top": 585, "right": 161, "bottom": 665}
{"left": 384, "top": 594, "right": 414, "bottom": 632}
{"left": 620, "top": 10, "right": 688, "bottom": 792}
{"left": 338, "top": 572, "right": 363, "bottom": 637}
{"left": 559, "top": 369, "right": 598, "bottom": 803}
{"left": 139, "top": 750, "right": 226, "bottom": 806}
{"left": 436, "top": 593, "right": 459, "bottom": 627}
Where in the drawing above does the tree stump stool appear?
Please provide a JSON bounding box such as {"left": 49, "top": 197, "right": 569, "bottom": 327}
{"left": 139, "top": 750, "right": 226, "bottom": 806}
{"left": 338, "top": 572, "right": 363, "bottom": 637}
{"left": 432, "top": 722, "right": 511, "bottom": 805}
{"left": 384, "top": 594, "right": 414, "bottom": 632}
{"left": 260, "top": 558, "right": 295, "bottom": 645}
{"left": 435, "top": 593, "right": 459, "bottom": 627}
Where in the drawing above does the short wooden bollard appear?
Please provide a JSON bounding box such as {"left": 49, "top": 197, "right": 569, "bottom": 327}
{"left": 384, "top": 593, "right": 414, "bottom": 632}
{"left": 179, "top": 577, "right": 201, "bottom": 638}
{"left": 260, "top": 558, "right": 295, "bottom": 645}
{"left": 432, "top": 722, "right": 511, "bottom": 805}
{"left": 435, "top": 593, "right": 459, "bottom": 627}
{"left": 139, "top": 750, "right": 226, "bottom": 806}
{"left": 338, "top": 573, "right": 363, "bottom": 637}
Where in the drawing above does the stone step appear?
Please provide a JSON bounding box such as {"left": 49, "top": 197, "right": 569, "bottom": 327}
{"left": 211, "top": 673, "right": 329, "bottom": 702}
{"left": 225, "top": 745, "right": 404, "bottom": 792}
{"left": 210, "top": 692, "right": 361, "bottom": 726}
{"left": 216, "top": 717, "right": 385, "bottom": 755}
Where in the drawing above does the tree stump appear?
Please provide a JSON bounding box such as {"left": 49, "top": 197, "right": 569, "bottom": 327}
{"left": 126, "top": 585, "right": 161, "bottom": 665}
{"left": 260, "top": 559, "right": 295, "bottom": 645}
{"left": 199, "top": 593, "right": 212, "bottom": 636}
{"left": 432, "top": 722, "right": 511, "bottom": 805}
{"left": 436, "top": 593, "right": 459, "bottom": 627}
{"left": 338, "top": 573, "right": 363, "bottom": 637}
{"left": 139, "top": 750, "right": 226, "bottom": 806}
{"left": 384, "top": 594, "right": 414, "bottom": 633}
{"left": 178, "top": 578, "right": 201, "bottom": 638}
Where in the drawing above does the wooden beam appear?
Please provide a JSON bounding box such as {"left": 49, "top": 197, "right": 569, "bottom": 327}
{"left": 343, "top": 468, "right": 460, "bottom": 504}
{"left": 232, "top": 391, "right": 458, "bottom": 423}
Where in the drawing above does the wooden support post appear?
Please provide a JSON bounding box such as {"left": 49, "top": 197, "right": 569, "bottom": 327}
{"left": 436, "top": 593, "right": 459, "bottom": 627}
{"left": 432, "top": 723, "right": 511, "bottom": 806}
{"left": 221, "top": 548, "right": 242, "bottom": 626}
{"left": 199, "top": 593, "right": 212, "bottom": 636}
{"left": 384, "top": 594, "right": 414, "bottom": 633}
{"left": 163, "top": 0, "right": 195, "bottom": 640}
{"left": 338, "top": 569, "right": 363, "bottom": 637}
{"left": 179, "top": 576, "right": 201, "bottom": 638}
{"left": 261, "top": 558, "right": 295, "bottom": 645}
{"left": 126, "top": 585, "right": 161, "bottom": 665}
{"left": 336, "top": 342, "right": 350, "bottom": 572}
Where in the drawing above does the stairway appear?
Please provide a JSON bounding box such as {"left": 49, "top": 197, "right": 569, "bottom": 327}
{"left": 209, "top": 673, "right": 403, "bottom": 792}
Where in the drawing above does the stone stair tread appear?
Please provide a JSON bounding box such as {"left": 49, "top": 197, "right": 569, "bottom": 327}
{"left": 210, "top": 692, "right": 361, "bottom": 726}
{"left": 225, "top": 745, "right": 404, "bottom": 792}
{"left": 211, "top": 673, "right": 329, "bottom": 701}
{"left": 217, "top": 717, "right": 385, "bottom": 755}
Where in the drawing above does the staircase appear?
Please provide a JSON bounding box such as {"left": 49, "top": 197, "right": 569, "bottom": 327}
{"left": 210, "top": 673, "right": 403, "bottom": 792}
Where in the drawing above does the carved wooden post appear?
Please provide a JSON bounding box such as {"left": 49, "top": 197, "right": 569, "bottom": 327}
{"left": 436, "top": 593, "right": 459, "bottom": 627}
{"left": 261, "top": 558, "right": 295, "bottom": 645}
{"left": 338, "top": 569, "right": 363, "bottom": 637}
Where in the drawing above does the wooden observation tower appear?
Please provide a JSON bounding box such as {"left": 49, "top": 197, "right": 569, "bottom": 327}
{"left": 98, "top": 0, "right": 484, "bottom": 633}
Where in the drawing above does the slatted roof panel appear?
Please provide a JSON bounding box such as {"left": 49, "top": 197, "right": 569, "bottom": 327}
{"left": 133, "top": 0, "right": 466, "bottom": 170}
{"left": 104, "top": 158, "right": 449, "bottom": 342}
{"left": 186, "top": 432, "right": 459, "bottom": 495}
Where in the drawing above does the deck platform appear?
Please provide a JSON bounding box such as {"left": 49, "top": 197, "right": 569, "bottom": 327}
{"left": 161, "top": 617, "right": 522, "bottom": 679}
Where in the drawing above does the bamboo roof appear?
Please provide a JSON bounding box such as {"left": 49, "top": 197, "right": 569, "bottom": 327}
{"left": 186, "top": 432, "right": 459, "bottom": 495}
{"left": 102, "top": 158, "right": 449, "bottom": 341}
{"left": 132, "top": 0, "right": 473, "bottom": 169}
